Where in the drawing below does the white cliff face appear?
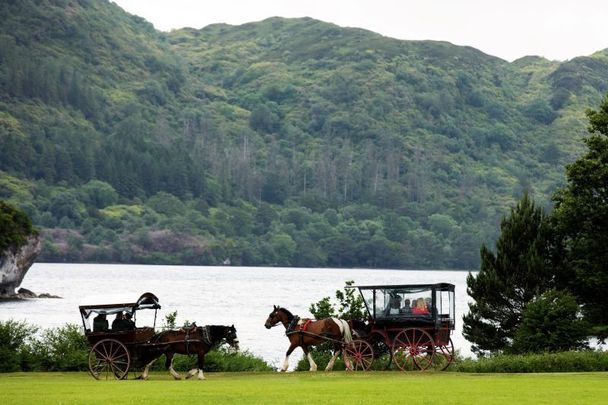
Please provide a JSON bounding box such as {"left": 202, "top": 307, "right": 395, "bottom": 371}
{"left": 0, "top": 235, "right": 41, "bottom": 298}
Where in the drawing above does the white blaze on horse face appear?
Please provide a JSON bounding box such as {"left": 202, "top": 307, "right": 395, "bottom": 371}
{"left": 307, "top": 352, "right": 318, "bottom": 371}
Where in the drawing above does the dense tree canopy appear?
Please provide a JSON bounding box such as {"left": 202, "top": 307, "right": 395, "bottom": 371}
{"left": 552, "top": 95, "right": 608, "bottom": 333}
{"left": 1, "top": 1, "right": 608, "bottom": 267}
{"left": 511, "top": 289, "right": 589, "bottom": 353}
{"left": 0, "top": 200, "right": 36, "bottom": 252}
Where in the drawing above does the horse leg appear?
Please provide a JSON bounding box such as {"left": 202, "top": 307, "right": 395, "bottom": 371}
{"left": 281, "top": 343, "right": 298, "bottom": 372}
{"left": 303, "top": 346, "right": 317, "bottom": 372}
{"left": 325, "top": 345, "right": 340, "bottom": 371}
{"left": 197, "top": 351, "right": 206, "bottom": 380}
{"left": 186, "top": 351, "right": 206, "bottom": 380}
{"left": 166, "top": 352, "right": 181, "bottom": 380}
{"left": 141, "top": 358, "right": 157, "bottom": 380}
{"left": 342, "top": 347, "right": 353, "bottom": 371}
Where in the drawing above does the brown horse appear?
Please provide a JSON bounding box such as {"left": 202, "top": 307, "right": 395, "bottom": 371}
{"left": 141, "top": 324, "right": 239, "bottom": 380}
{"left": 264, "top": 305, "right": 353, "bottom": 372}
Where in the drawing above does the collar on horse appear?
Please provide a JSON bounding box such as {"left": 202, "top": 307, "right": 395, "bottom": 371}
{"left": 286, "top": 316, "right": 312, "bottom": 335}
{"left": 200, "top": 325, "right": 212, "bottom": 345}
{"left": 286, "top": 315, "right": 300, "bottom": 334}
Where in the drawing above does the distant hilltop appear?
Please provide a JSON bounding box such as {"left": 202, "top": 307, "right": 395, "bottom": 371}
{"left": 1, "top": 0, "right": 607, "bottom": 269}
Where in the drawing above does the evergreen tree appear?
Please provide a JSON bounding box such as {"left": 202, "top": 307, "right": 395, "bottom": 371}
{"left": 511, "top": 289, "right": 589, "bottom": 353}
{"left": 463, "top": 193, "right": 552, "bottom": 355}
{"left": 552, "top": 94, "right": 608, "bottom": 337}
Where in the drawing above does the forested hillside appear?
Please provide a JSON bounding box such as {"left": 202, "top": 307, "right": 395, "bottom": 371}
{"left": 1, "top": 0, "right": 607, "bottom": 268}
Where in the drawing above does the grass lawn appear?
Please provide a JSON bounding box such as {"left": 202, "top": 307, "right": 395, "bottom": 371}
{"left": 1, "top": 371, "right": 607, "bottom": 404}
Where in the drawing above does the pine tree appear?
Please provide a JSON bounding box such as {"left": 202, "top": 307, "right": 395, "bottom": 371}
{"left": 463, "top": 193, "right": 552, "bottom": 355}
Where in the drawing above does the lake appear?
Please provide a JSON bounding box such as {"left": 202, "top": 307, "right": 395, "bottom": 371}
{"left": 0, "top": 263, "right": 473, "bottom": 368}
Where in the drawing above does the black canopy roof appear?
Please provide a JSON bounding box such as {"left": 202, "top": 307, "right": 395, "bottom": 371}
{"left": 79, "top": 292, "right": 160, "bottom": 318}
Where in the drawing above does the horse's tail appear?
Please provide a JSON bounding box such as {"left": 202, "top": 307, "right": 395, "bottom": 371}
{"left": 331, "top": 317, "right": 353, "bottom": 344}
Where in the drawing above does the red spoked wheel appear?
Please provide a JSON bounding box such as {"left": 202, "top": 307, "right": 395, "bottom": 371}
{"left": 343, "top": 339, "right": 374, "bottom": 371}
{"left": 88, "top": 339, "right": 130, "bottom": 380}
{"left": 392, "top": 328, "right": 435, "bottom": 371}
{"left": 433, "top": 338, "right": 455, "bottom": 371}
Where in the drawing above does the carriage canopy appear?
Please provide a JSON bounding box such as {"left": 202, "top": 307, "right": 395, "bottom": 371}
{"left": 349, "top": 283, "right": 455, "bottom": 329}
{"left": 79, "top": 292, "right": 161, "bottom": 318}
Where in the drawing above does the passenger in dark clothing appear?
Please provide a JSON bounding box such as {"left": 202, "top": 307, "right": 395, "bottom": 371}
{"left": 124, "top": 312, "right": 136, "bottom": 330}
{"left": 93, "top": 313, "right": 108, "bottom": 332}
{"left": 112, "top": 312, "right": 127, "bottom": 331}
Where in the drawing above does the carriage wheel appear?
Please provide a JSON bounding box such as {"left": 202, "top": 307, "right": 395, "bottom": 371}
{"left": 369, "top": 333, "right": 393, "bottom": 370}
{"left": 343, "top": 339, "right": 374, "bottom": 371}
{"left": 433, "top": 338, "right": 455, "bottom": 371}
{"left": 88, "top": 339, "right": 131, "bottom": 380}
{"left": 392, "top": 328, "right": 435, "bottom": 371}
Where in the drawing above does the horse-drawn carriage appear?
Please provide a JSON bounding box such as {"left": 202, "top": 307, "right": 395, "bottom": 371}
{"left": 79, "top": 292, "right": 164, "bottom": 379}
{"left": 349, "top": 282, "right": 456, "bottom": 371}
{"left": 79, "top": 292, "right": 239, "bottom": 380}
{"left": 264, "top": 283, "right": 455, "bottom": 372}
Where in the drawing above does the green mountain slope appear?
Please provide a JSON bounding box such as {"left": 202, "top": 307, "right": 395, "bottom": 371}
{"left": 1, "top": 0, "right": 606, "bottom": 268}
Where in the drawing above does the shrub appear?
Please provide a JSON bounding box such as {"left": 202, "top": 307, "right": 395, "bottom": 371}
{"left": 0, "top": 320, "right": 37, "bottom": 372}
{"left": 452, "top": 351, "right": 608, "bottom": 373}
{"left": 29, "top": 324, "right": 88, "bottom": 371}
{"left": 511, "top": 289, "right": 589, "bottom": 354}
{"left": 153, "top": 348, "right": 273, "bottom": 372}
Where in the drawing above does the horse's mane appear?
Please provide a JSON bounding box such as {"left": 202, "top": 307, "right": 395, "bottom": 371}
{"left": 278, "top": 307, "right": 294, "bottom": 321}
{"left": 207, "top": 325, "right": 224, "bottom": 336}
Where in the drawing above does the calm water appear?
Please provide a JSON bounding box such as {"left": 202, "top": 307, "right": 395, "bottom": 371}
{"left": 0, "top": 263, "right": 473, "bottom": 367}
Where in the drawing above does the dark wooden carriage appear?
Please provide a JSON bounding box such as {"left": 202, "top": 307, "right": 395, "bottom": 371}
{"left": 345, "top": 283, "right": 456, "bottom": 371}
{"left": 79, "top": 292, "right": 164, "bottom": 380}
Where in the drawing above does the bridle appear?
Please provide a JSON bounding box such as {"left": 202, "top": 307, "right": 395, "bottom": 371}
{"left": 266, "top": 309, "right": 285, "bottom": 328}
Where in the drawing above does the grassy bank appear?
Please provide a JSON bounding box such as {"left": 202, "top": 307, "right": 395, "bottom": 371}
{"left": 1, "top": 371, "right": 607, "bottom": 404}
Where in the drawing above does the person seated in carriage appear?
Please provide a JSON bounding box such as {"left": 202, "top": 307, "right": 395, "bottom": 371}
{"left": 124, "top": 312, "right": 135, "bottom": 330}
{"left": 400, "top": 299, "right": 412, "bottom": 314}
{"left": 93, "top": 313, "right": 108, "bottom": 332}
{"left": 411, "top": 297, "right": 429, "bottom": 315}
{"left": 112, "top": 312, "right": 128, "bottom": 331}
{"left": 384, "top": 295, "right": 402, "bottom": 316}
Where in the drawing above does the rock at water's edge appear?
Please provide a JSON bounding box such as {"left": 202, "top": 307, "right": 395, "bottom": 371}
{"left": 0, "top": 235, "right": 41, "bottom": 298}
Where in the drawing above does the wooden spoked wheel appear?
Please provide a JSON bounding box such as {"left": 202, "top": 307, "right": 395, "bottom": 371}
{"left": 392, "top": 328, "right": 435, "bottom": 371}
{"left": 88, "top": 339, "right": 131, "bottom": 380}
{"left": 344, "top": 339, "right": 374, "bottom": 371}
{"left": 433, "top": 338, "right": 455, "bottom": 371}
{"left": 369, "top": 333, "right": 393, "bottom": 370}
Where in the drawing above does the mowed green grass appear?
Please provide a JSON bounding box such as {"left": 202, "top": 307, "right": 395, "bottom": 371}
{"left": 1, "top": 372, "right": 607, "bottom": 404}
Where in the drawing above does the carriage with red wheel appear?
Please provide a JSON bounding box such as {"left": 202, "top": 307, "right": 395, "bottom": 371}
{"left": 347, "top": 283, "right": 456, "bottom": 371}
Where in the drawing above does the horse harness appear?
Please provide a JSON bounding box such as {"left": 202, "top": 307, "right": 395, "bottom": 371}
{"left": 286, "top": 316, "right": 319, "bottom": 346}
{"left": 179, "top": 324, "right": 212, "bottom": 355}
{"left": 285, "top": 315, "right": 346, "bottom": 346}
